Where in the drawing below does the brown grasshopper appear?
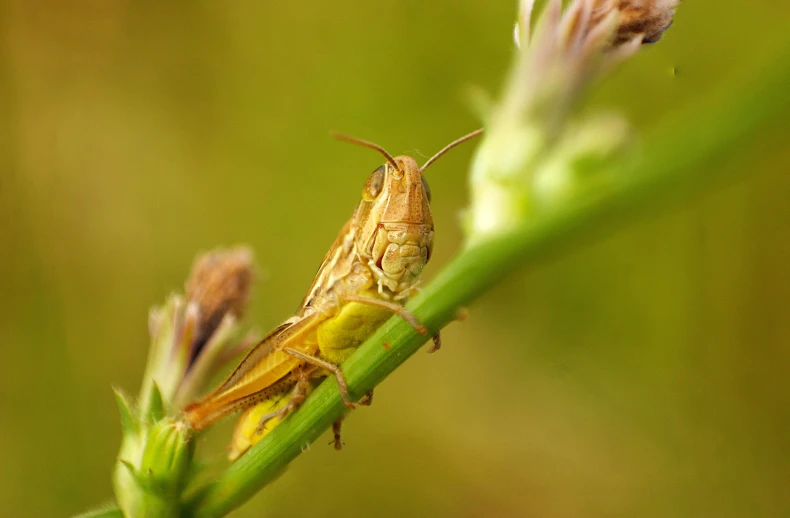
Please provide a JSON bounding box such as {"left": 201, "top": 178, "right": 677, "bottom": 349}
{"left": 182, "top": 129, "right": 482, "bottom": 455}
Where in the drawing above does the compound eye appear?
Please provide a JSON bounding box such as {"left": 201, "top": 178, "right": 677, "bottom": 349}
{"left": 421, "top": 175, "right": 432, "bottom": 203}
{"left": 362, "top": 166, "right": 385, "bottom": 201}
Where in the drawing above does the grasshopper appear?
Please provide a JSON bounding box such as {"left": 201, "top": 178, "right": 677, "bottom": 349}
{"left": 182, "top": 129, "right": 482, "bottom": 455}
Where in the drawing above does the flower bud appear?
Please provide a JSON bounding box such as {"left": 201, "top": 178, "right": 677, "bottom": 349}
{"left": 139, "top": 419, "right": 194, "bottom": 493}
{"left": 468, "top": 0, "right": 678, "bottom": 243}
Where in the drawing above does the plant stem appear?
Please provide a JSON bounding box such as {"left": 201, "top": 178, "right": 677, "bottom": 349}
{"left": 74, "top": 505, "right": 124, "bottom": 518}
{"left": 185, "top": 43, "right": 790, "bottom": 518}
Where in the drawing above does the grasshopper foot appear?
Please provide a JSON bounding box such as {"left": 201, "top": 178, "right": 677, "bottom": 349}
{"left": 428, "top": 332, "right": 441, "bottom": 353}
{"left": 358, "top": 389, "right": 374, "bottom": 406}
{"left": 255, "top": 411, "right": 279, "bottom": 436}
{"left": 331, "top": 419, "right": 345, "bottom": 450}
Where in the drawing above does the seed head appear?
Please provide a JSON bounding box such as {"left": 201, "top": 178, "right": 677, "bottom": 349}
{"left": 595, "top": 0, "right": 679, "bottom": 46}
{"left": 185, "top": 246, "right": 254, "bottom": 359}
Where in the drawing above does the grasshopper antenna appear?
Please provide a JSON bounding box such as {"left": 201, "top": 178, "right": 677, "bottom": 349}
{"left": 420, "top": 128, "right": 484, "bottom": 172}
{"left": 332, "top": 132, "right": 403, "bottom": 175}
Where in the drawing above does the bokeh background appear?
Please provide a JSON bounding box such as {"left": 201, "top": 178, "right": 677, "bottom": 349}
{"left": 2, "top": 1, "right": 789, "bottom": 516}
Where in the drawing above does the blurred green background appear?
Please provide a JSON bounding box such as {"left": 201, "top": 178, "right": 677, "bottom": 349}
{"left": 2, "top": 1, "right": 790, "bottom": 516}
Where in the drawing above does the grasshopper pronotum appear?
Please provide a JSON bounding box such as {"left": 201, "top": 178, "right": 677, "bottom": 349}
{"left": 182, "top": 129, "right": 482, "bottom": 456}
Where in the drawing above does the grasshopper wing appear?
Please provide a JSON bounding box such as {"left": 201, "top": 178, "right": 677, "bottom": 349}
{"left": 183, "top": 311, "right": 324, "bottom": 431}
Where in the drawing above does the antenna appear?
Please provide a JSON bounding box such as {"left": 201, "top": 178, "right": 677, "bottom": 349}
{"left": 420, "top": 128, "right": 484, "bottom": 172}
{"left": 331, "top": 132, "right": 403, "bottom": 175}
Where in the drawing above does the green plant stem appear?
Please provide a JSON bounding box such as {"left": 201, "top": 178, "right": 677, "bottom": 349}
{"left": 74, "top": 504, "right": 123, "bottom": 518}
{"left": 185, "top": 45, "right": 790, "bottom": 518}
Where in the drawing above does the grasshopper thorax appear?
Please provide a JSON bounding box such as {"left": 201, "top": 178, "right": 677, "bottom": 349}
{"left": 355, "top": 156, "right": 434, "bottom": 298}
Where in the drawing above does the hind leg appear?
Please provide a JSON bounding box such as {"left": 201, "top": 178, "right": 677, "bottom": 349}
{"left": 255, "top": 368, "right": 312, "bottom": 434}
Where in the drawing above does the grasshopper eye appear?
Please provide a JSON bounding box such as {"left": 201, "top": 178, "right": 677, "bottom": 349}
{"left": 363, "top": 166, "right": 385, "bottom": 201}
{"left": 421, "top": 175, "right": 432, "bottom": 203}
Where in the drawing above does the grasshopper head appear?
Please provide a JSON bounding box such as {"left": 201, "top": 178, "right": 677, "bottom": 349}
{"left": 355, "top": 156, "right": 434, "bottom": 297}
{"left": 335, "top": 130, "right": 481, "bottom": 297}
{"left": 363, "top": 156, "right": 432, "bottom": 228}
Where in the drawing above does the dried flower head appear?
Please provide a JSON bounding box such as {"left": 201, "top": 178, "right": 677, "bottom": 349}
{"left": 185, "top": 247, "right": 254, "bottom": 360}
{"left": 138, "top": 246, "right": 257, "bottom": 415}
{"left": 594, "top": 0, "right": 678, "bottom": 45}
{"left": 115, "top": 248, "right": 255, "bottom": 517}
{"left": 516, "top": 0, "right": 680, "bottom": 69}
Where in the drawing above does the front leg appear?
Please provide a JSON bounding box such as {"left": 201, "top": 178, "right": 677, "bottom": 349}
{"left": 341, "top": 294, "right": 428, "bottom": 335}
{"left": 426, "top": 308, "right": 468, "bottom": 353}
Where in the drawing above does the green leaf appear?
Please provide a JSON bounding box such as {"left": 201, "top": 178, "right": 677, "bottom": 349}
{"left": 113, "top": 388, "right": 137, "bottom": 437}
{"left": 145, "top": 381, "right": 166, "bottom": 423}
{"left": 118, "top": 460, "right": 141, "bottom": 485}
